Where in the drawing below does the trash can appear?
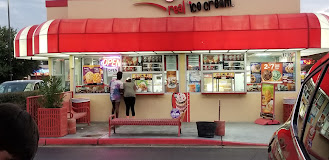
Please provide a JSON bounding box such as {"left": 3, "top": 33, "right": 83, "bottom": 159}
{"left": 214, "top": 120, "right": 225, "bottom": 136}
{"left": 283, "top": 98, "right": 296, "bottom": 122}
{"left": 196, "top": 121, "right": 217, "bottom": 138}
{"left": 72, "top": 98, "right": 90, "bottom": 124}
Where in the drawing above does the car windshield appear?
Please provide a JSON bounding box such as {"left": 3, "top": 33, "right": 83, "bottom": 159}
{"left": 0, "top": 82, "right": 30, "bottom": 93}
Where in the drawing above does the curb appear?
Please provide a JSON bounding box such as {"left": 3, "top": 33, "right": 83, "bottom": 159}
{"left": 39, "top": 138, "right": 267, "bottom": 147}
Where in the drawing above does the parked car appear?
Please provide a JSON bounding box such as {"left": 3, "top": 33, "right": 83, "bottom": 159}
{"left": 268, "top": 53, "right": 329, "bottom": 160}
{"left": 0, "top": 80, "right": 42, "bottom": 93}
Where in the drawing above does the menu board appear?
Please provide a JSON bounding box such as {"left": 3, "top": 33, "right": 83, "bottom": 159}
{"left": 122, "top": 56, "right": 142, "bottom": 72}
{"left": 187, "top": 55, "right": 200, "bottom": 70}
{"left": 261, "top": 83, "right": 275, "bottom": 118}
{"left": 203, "top": 55, "right": 220, "bottom": 64}
{"left": 83, "top": 65, "right": 103, "bottom": 84}
{"left": 165, "top": 55, "right": 177, "bottom": 71}
{"left": 261, "top": 63, "right": 283, "bottom": 83}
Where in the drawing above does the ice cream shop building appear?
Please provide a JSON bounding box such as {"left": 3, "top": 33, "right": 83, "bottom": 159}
{"left": 14, "top": 0, "right": 329, "bottom": 122}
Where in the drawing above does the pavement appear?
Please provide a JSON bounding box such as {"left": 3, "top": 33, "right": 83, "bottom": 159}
{"left": 35, "top": 146, "right": 268, "bottom": 160}
{"left": 39, "top": 122, "right": 280, "bottom": 146}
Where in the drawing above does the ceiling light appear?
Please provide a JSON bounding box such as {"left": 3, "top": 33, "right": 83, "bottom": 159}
{"left": 135, "top": 51, "right": 154, "bottom": 54}
{"left": 229, "top": 50, "right": 247, "bottom": 53}
{"left": 255, "top": 53, "right": 271, "bottom": 56}
{"left": 247, "top": 49, "right": 266, "bottom": 52}
{"left": 191, "top": 50, "right": 209, "bottom": 53}
{"left": 266, "top": 49, "right": 285, "bottom": 52}
{"left": 210, "top": 50, "right": 228, "bottom": 53}
{"left": 173, "top": 51, "right": 191, "bottom": 54}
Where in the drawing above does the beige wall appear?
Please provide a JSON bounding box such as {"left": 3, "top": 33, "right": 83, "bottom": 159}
{"left": 47, "top": 7, "right": 68, "bottom": 20}
{"left": 74, "top": 92, "right": 298, "bottom": 123}
{"left": 47, "top": 0, "right": 300, "bottom": 20}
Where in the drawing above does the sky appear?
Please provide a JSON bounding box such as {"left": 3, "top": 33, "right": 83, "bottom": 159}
{"left": 0, "top": 0, "right": 328, "bottom": 30}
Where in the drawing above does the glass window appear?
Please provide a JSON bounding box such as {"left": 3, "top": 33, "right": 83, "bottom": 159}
{"left": 74, "top": 57, "right": 82, "bottom": 86}
{"left": 53, "top": 59, "right": 63, "bottom": 75}
{"left": 302, "top": 67, "right": 329, "bottom": 160}
{"left": 203, "top": 72, "right": 244, "bottom": 92}
{"left": 246, "top": 52, "right": 296, "bottom": 92}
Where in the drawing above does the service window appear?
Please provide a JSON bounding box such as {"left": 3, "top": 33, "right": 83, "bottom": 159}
{"left": 246, "top": 52, "right": 296, "bottom": 92}
{"left": 301, "top": 66, "right": 329, "bottom": 160}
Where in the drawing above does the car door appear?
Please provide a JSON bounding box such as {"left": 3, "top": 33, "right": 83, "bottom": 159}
{"left": 291, "top": 60, "right": 329, "bottom": 160}
{"left": 300, "top": 63, "right": 329, "bottom": 160}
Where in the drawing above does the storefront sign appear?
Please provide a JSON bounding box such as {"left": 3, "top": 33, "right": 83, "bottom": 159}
{"left": 33, "top": 68, "right": 49, "bottom": 76}
{"left": 134, "top": 0, "right": 234, "bottom": 15}
{"left": 261, "top": 83, "right": 275, "bottom": 118}
{"left": 301, "top": 59, "right": 315, "bottom": 65}
{"left": 100, "top": 57, "right": 121, "bottom": 69}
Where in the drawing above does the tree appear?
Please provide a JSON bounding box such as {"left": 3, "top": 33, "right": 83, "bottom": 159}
{"left": 0, "top": 26, "right": 40, "bottom": 83}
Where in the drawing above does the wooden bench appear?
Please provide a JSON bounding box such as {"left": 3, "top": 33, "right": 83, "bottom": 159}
{"left": 108, "top": 111, "right": 186, "bottom": 137}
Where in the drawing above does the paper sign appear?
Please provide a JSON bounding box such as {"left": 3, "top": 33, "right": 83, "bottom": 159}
{"left": 261, "top": 83, "right": 275, "bottom": 118}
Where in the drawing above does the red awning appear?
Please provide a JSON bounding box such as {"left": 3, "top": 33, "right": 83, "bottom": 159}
{"left": 14, "top": 13, "right": 329, "bottom": 57}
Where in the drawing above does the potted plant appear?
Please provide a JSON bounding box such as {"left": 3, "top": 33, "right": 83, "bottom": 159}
{"left": 37, "top": 76, "right": 68, "bottom": 137}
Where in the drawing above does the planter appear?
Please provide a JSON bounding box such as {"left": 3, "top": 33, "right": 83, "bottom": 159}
{"left": 38, "top": 107, "right": 68, "bottom": 137}
{"left": 196, "top": 121, "right": 217, "bottom": 138}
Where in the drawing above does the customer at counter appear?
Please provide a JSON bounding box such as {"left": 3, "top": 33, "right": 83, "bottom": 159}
{"left": 123, "top": 77, "right": 137, "bottom": 119}
{"left": 110, "top": 72, "right": 123, "bottom": 118}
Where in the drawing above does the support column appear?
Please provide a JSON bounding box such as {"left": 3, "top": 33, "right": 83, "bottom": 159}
{"left": 178, "top": 54, "right": 186, "bottom": 92}
{"left": 48, "top": 58, "right": 53, "bottom": 76}
{"left": 69, "top": 55, "right": 75, "bottom": 92}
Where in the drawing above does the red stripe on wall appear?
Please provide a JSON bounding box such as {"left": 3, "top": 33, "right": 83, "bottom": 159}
{"left": 14, "top": 27, "right": 26, "bottom": 57}
{"left": 45, "top": 0, "right": 68, "bottom": 8}
{"left": 27, "top": 25, "right": 38, "bottom": 56}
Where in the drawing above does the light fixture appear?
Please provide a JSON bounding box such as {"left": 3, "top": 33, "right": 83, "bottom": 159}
{"left": 210, "top": 50, "right": 228, "bottom": 53}
{"left": 229, "top": 50, "right": 247, "bottom": 53}
{"left": 266, "top": 49, "right": 285, "bottom": 52}
{"left": 121, "top": 52, "right": 137, "bottom": 55}
{"left": 154, "top": 51, "right": 173, "bottom": 54}
{"left": 247, "top": 49, "right": 266, "bottom": 52}
{"left": 285, "top": 48, "right": 305, "bottom": 51}
{"left": 173, "top": 51, "right": 191, "bottom": 53}
{"left": 255, "top": 53, "right": 271, "bottom": 56}
{"left": 135, "top": 51, "right": 154, "bottom": 54}
{"left": 191, "top": 50, "right": 209, "bottom": 53}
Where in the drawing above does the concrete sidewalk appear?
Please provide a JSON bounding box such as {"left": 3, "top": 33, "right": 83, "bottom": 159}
{"left": 39, "top": 122, "right": 280, "bottom": 146}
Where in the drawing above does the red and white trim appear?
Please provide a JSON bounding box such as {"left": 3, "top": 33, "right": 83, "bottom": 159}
{"left": 13, "top": 13, "right": 329, "bottom": 58}
{"left": 14, "top": 25, "right": 38, "bottom": 58}
{"left": 33, "top": 20, "right": 55, "bottom": 55}
{"left": 314, "top": 13, "right": 329, "bottom": 48}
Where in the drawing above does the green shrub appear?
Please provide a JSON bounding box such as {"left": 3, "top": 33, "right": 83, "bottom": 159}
{"left": 39, "top": 76, "right": 64, "bottom": 108}
{"left": 0, "top": 91, "right": 40, "bottom": 110}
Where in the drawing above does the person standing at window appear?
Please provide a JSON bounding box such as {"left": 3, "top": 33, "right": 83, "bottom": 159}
{"left": 110, "top": 72, "right": 123, "bottom": 118}
{"left": 123, "top": 77, "right": 137, "bottom": 118}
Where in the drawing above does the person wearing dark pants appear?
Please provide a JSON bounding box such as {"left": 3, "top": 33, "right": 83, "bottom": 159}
{"left": 123, "top": 77, "right": 136, "bottom": 118}
{"left": 109, "top": 72, "right": 123, "bottom": 118}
